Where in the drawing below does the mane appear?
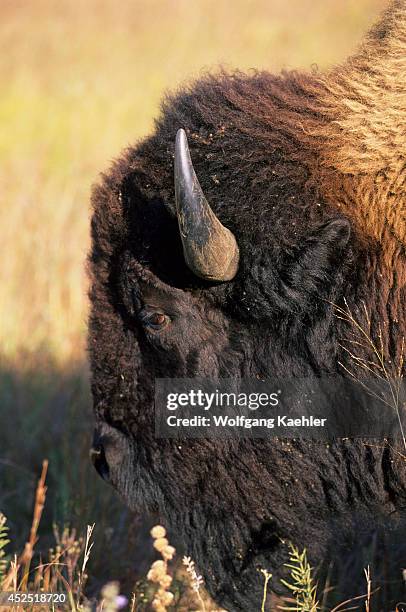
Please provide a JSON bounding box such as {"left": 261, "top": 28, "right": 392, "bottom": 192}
{"left": 320, "top": 0, "right": 406, "bottom": 175}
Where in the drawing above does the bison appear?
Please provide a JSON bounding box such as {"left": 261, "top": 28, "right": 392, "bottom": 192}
{"left": 88, "top": 1, "right": 406, "bottom": 608}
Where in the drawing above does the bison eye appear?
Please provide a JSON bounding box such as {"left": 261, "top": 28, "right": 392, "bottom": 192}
{"left": 140, "top": 309, "right": 169, "bottom": 331}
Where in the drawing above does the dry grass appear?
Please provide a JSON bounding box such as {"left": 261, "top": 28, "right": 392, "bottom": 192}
{"left": 0, "top": 465, "right": 223, "bottom": 610}
{"left": 334, "top": 298, "right": 406, "bottom": 451}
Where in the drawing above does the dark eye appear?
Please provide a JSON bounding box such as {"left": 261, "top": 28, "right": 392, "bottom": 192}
{"left": 140, "top": 310, "right": 169, "bottom": 331}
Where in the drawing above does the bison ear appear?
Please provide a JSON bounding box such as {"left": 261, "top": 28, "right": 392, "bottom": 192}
{"left": 240, "top": 217, "right": 351, "bottom": 319}
{"left": 283, "top": 217, "right": 351, "bottom": 312}
{"left": 300, "top": 217, "right": 351, "bottom": 267}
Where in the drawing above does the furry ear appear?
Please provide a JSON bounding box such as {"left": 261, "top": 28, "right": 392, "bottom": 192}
{"left": 242, "top": 218, "right": 351, "bottom": 319}
{"left": 278, "top": 218, "right": 351, "bottom": 314}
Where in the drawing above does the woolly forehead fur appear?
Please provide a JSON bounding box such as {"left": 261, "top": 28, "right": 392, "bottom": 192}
{"left": 90, "top": 0, "right": 405, "bottom": 285}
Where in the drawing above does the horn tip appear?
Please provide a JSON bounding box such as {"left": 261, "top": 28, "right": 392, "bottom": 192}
{"left": 175, "top": 128, "right": 191, "bottom": 178}
{"left": 176, "top": 128, "right": 187, "bottom": 144}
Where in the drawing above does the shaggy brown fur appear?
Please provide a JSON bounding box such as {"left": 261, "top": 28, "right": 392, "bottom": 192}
{"left": 88, "top": 1, "right": 406, "bottom": 609}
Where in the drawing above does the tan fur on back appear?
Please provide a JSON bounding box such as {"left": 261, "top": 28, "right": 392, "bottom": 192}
{"left": 317, "top": 0, "right": 405, "bottom": 247}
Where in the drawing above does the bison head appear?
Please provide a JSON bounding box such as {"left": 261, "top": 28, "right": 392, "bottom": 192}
{"left": 89, "top": 124, "right": 352, "bottom": 496}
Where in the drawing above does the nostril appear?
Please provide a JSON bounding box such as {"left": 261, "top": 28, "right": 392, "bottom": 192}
{"left": 89, "top": 444, "right": 110, "bottom": 481}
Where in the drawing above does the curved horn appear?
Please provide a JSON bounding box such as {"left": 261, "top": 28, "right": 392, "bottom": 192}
{"left": 174, "top": 128, "right": 239, "bottom": 281}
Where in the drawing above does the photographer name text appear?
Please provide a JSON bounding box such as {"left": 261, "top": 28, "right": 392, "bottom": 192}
{"left": 166, "top": 414, "right": 327, "bottom": 429}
